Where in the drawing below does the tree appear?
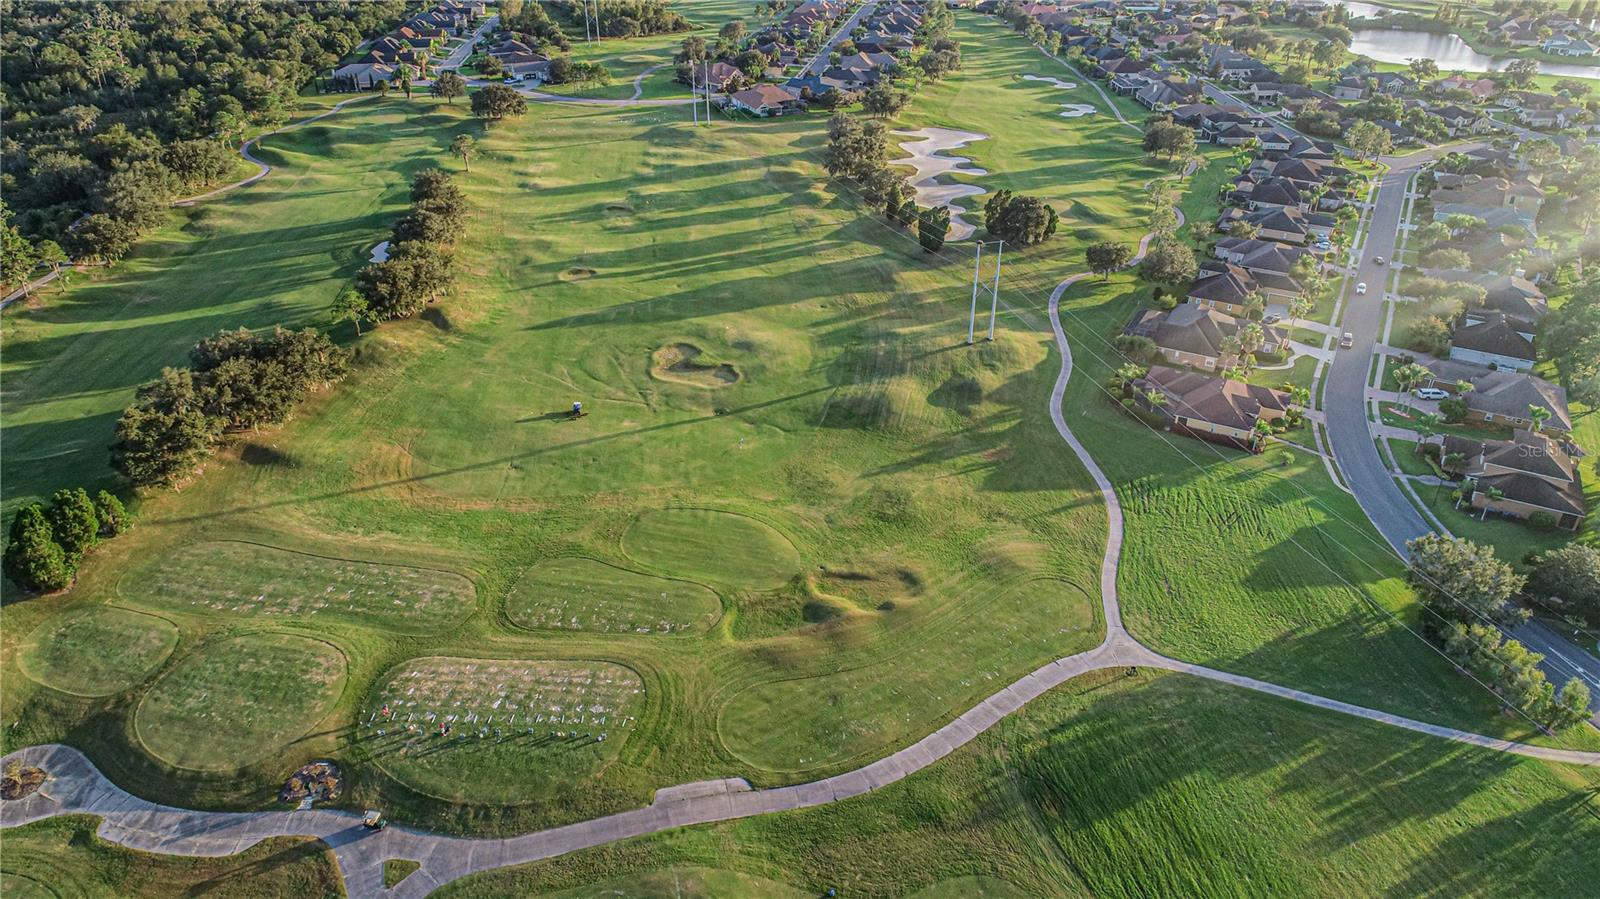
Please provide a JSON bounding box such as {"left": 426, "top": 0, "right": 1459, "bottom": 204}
{"left": 2, "top": 504, "right": 73, "bottom": 594}
{"left": 1086, "top": 241, "right": 1134, "bottom": 280}
{"left": 1405, "top": 532, "right": 1529, "bottom": 631}
{"left": 333, "top": 286, "right": 377, "bottom": 335}
{"left": 471, "top": 84, "right": 528, "bottom": 122}
{"left": 1504, "top": 58, "right": 1540, "bottom": 89}
{"left": 861, "top": 84, "right": 910, "bottom": 117}
{"left": 47, "top": 488, "right": 99, "bottom": 564}
{"left": 1393, "top": 361, "right": 1432, "bottom": 408}
{"left": 111, "top": 368, "right": 222, "bottom": 486}
{"left": 450, "top": 134, "right": 476, "bottom": 172}
{"left": 478, "top": 53, "right": 504, "bottom": 78}
{"left": 1138, "top": 237, "right": 1197, "bottom": 286}
{"left": 431, "top": 71, "right": 466, "bottom": 104}
{"left": 1345, "top": 119, "right": 1392, "bottom": 161}
{"left": 1408, "top": 58, "right": 1439, "bottom": 81}
{"left": 985, "top": 191, "right": 1059, "bottom": 246}
{"left": 1549, "top": 678, "right": 1593, "bottom": 730}
{"left": 93, "top": 490, "right": 130, "bottom": 537}
{"left": 918, "top": 205, "right": 949, "bottom": 253}
{"left": 1528, "top": 404, "right": 1551, "bottom": 432}
{"left": 720, "top": 20, "right": 746, "bottom": 42}
{"left": 396, "top": 65, "right": 414, "bottom": 99}
{"left": 1528, "top": 543, "right": 1600, "bottom": 625}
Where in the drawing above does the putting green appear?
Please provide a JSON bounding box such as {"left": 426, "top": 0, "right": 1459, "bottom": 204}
{"left": 504, "top": 558, "right": 722, "bottom": 635}
{"left": 122, "top": 540, "right": 474, "bottom": 633}
{"left": 134, "top": 633, "right": 347, "bottom": 772}
{"left": 622, "top": 509, "right": 800, "bottom": 590}
{"left": 719, "top": 578, "right": 1096, "bottom": 772}
{"left": 360, "top": 657, "right": 645, "bottom": 804}
{"left": 18, "top": 607, "right": 178, "bottom": 697}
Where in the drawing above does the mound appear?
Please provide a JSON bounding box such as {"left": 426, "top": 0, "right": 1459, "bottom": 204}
{"left": 559, "top": 267, "right": 597, "bottom": 281}
{"left": 135, "top": 633, "right": 347, "bottom": 772}
{"left": 19, "top": 607, "right": 178, "bottom": 697}
{"left": 650, "top": 343, "right": 741, "bottom": 387}
{"left": 623, "top": 508, "right": 800, "bottom": 590}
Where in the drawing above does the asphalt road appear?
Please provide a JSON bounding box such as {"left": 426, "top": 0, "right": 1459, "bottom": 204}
{"left": 1320, "top": 144, "right": 1600, "bottom": 714}
{"left": 792, "top": 0, "right": 879, "bottom": 82}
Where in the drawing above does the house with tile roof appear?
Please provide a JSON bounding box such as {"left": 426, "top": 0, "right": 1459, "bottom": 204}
{"left": 1133, "top": 366, "right": 1291, "bottom": 451}
{"left": 1444, "top": 430, "right": 1585, "bottom": 530}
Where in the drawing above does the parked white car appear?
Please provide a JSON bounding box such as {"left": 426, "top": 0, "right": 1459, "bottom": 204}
{"left": 1355, "top": 282, "right": 1368, "bottom": 295}
{"left": 1373, "top": 256, "right": 1385, "bottom": 266}
{"left": 1340, "top": 332, "right": 1355, "bottom": 348}
{"left": 1412, "top": 387, "right": 1449, "bottom": 401}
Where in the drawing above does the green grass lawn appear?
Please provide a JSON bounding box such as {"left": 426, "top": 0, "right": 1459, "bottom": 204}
{"left": 436, "top": 672, "right": 1600, "bottom": 899}
{"left": 3, "top": 11, "right": 1596, "bottom": 875}
{"left": 1386, "top": 437, "right": 1440, "bottom": 478}
{"left": 1419, "top": 486, "right": 1574, "bottom": 565}
{"left": 1380, "top": 400, "right": 1513, "bottom": 440}
{"left": 528, "top": 0, "right": 750, "bottom": 100}
{"left": 1, "top": 21, "right": 1130, "bottom": 833}
{"left": 1249, "top": 353, "right": 1318, "bottom": 394}
{"left": 17, "top": 606, "right": 178, "bottom": 697}
{"left": 0, "top": 816, "right": 344, "bottom": 899}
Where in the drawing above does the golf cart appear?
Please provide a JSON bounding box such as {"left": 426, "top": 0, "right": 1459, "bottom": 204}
{"left": 363, "top": 809, "right": 388, "bottom": 830}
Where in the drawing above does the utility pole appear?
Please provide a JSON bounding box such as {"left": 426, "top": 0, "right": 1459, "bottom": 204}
{"left": 968, "top": 240, "right": 1003, "bottom": 344}
{"left": 704, "top": 58, "right": 713, "bottom": 124}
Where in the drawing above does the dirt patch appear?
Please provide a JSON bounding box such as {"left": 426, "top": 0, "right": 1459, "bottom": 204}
{"left": 1, "top": 765, "right": 46, "bottom": 800}
{"left": 604, "top": 203, "right": 634, "bottom": 214}
{"left": 651, "top": 343, "right": 741, "bottom": 388}
{"left": 280, "top": 760, "right": 342, "bottom": 805}
{"left": 560, "top": 267, "right": 597, "bottom": 281}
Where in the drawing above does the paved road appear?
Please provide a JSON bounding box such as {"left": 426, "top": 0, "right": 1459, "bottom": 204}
{"left": 1321, "top": 154, "right": 1439, "bottom": 555}
{"left": 792, "top": 0, "right": 879, "bottom": 82}
{"left": 435, "top": 16, "right": 497, "bottom": 71}
{"left": 6, "top": 59, "right": 1598, "bottom": 899}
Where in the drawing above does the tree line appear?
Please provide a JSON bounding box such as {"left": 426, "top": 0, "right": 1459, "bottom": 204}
{"left": 1, "top": 1, "right": 412, "bottom": 277}
{"left": 336, "top": 169, "right": 470, "bottom": 330}
{"left": 111, "top": 327, "right": 350, "bottom": 487}
{"left": 1407, "top": 533, "right": 1593, "bottom": 731}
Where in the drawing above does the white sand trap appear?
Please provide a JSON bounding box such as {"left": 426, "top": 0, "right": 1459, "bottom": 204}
{"left": 1022, "top": 74, "right": 1078, "bottom": 90}
{"left": 1057, "top": 104, "right": 1097, "bottom": 118}
{"left": 890, "top": 127, "right": 990, "bottom": 242}
{"left": 369, "top": 240, "right": 390, "bottom": 263}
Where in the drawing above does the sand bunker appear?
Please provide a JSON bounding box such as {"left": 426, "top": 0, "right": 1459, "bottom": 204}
{"left": 1022, "top": 74, "right": 1078, "bottom": 90}
{"left": 652, "top": 343, "right": 741, "bottom": 387}
{"left": 369, "top": 240, "right": 390, "bottom": 263}
{"left": 891, "top": 127, "right": 990, "bottom": 242}
{"left": 1057, "top": 104, "right": 1097, "bottom": 118}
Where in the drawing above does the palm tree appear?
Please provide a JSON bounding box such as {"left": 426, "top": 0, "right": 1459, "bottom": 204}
{"left": 1393, "top": 362, "right": 1432, "bottom": 411}
{"left": 1114, "top": 363, "right": 1146, "bottom": 391}
{"left": 1144, "top": 389, "right": 1168, "bottom": 412}
{"left": 1529, "top": 404, "right": 1551, "bottom": 432}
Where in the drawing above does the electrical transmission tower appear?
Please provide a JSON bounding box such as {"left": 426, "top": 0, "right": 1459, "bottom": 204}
{"left": 967, "top": 240, "right": 1004, "bottom": 344}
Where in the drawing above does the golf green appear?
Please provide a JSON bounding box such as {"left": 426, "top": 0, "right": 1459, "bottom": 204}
{"left": 18, "top": 606, "right": 178, "bottom": 697}
{"left": 134, "top": 633, "right": 348, "bottom": 772}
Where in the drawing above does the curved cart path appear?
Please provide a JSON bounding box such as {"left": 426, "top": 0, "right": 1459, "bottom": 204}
{"left": 6, "top": 80, "right": 1599, "bottom": 899}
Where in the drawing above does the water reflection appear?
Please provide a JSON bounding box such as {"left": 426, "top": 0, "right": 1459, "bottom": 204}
{"left": 1327, "top": 1, "right": 1600, "bottom": 80}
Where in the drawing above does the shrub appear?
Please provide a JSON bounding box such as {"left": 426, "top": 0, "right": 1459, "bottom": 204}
{"left": 94, "top": 491, "right": 130, "bottom": 536}
{"left": 46, "top": 488, "right": 99, "bottom": 563}
{"left": 1528, "top": 510, "right": 1556, "bottom": 530}
{"left": 2, "top": 504, "right": 74, "bottom": 594}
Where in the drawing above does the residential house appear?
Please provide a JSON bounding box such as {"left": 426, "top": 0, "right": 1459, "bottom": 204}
{"left": 1429, "top": 175, "right": 1544, "bottom": 232}
{"left": 1124, "top": 304, "right": 1285, "bottom": 371}
{"left": 1420, "top": 363, "right": 1573, "bottom": 434}
{"left": 1432, "top": 104, "right": 1494, "bottom": 137}
{"left": 728, "top": 84, "right": 803, "bottom": 116}
{"left": 1133, "top": 366, "right": 1292, "bottom": 451}
{"left": 1542, "top": 35, "right": 1598, "bottom": 56}
{"left": 331, "top": 61, "right": 396, "bottom": 90}
{"left": 1217, "top": 205, "right": 1331, "bottom": 244}
{"left": 1431, "top": 74, "right": 1498, "bottom": 102}
{"left": 1187, "top": 263, "right": 1266, "bottom": 314}
{"left": 1444, "top": 430, "right": 1585, "bottom": 530}
{"left": 1331, "top": 75, "right": 1368, "bottom": 101}
{"left": 1448, "top": 312, "right": 1537, "bottom": 372}
{"left": 1469, "top": 274, "right": 1547, "bottom": 336}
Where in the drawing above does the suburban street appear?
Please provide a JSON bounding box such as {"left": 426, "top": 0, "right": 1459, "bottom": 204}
{"left": 1321, "top": 145, "right": 1600, "bottom": 713}
{"left": 792, "top": 0, "right": 879, "bottom": 82}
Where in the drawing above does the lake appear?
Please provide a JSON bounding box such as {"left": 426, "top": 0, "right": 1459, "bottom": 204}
{"left": 1333, "top": 1, "right": 1600, "bottom": 81}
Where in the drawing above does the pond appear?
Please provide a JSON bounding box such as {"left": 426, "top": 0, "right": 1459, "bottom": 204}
{"left": 1333, "top": 1, "right": 1600, "bottom": 80}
